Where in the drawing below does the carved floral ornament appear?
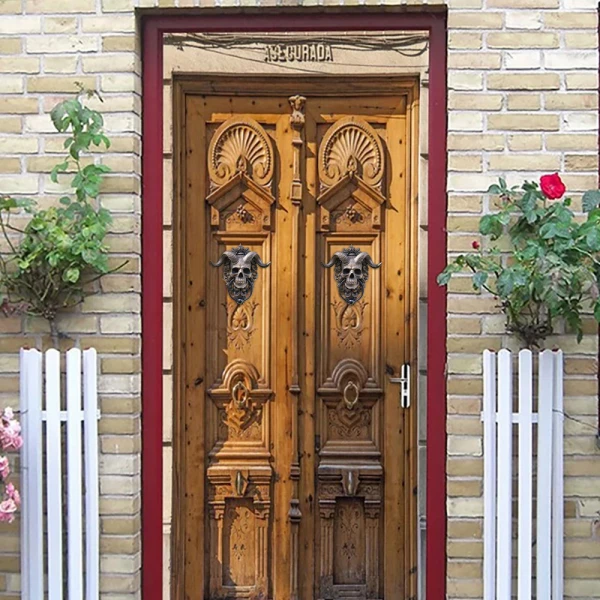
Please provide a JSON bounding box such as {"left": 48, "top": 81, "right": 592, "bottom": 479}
{"left": 208, "top": 116, "right": 274, "bottom": 189}
{"left": 319, "top": 116, "right": 384, "bottom": 190}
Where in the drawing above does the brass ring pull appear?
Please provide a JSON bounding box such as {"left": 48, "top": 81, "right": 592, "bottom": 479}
{"left": 343, "top": 380, "right": 360, "bottom": 410}
{"left": 232, "top": 380, "right": 249, "bottom": 408}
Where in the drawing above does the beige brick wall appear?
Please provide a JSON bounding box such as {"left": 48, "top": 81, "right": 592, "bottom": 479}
{"left": 0, "top": 0, "right": 598, "bottom": 599}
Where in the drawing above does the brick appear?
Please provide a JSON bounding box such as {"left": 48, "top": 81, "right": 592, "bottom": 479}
{"left": 448, "top": 480, "right": 482, "bottom": 497}
{"left": 487, "top": 0, "right": 557, "bottom": 5}
{"left": 545, "top": 93, "right": 598, "bottom": 110}
{"left": 448, "top": 135, "right": 505, "bottom": 152}
{"left": 504, "top": 50, "right": 541, "bottom": 70}
{"left": 26, "top": 35, "right": 98, "bottom": 53}
{"left": 0, "top": 57, "right": 40, "bottom": 74}
{"left": 0, "top": 0, "right": 22, "bottom": 12}
{"left": 447, "top": 520, "right": 483, "bottom": 539}
{"left": 448, "top": 72, "right": 483, "bottom": 91}
{"left": 43, "top": 56, "right": 78, "bottom": 74}
{"left": 0, "top": 97, "right": 38, "bottom": 114}
{"left": 545, "top": 12, "right": 598, "bottom": 29}
{"left": 0, "top": 76, "right": 24, "bottom": 93}
{"left": 102, "top": 35, "right": 137, "bottom": 52}
{"left": 505, "top": 11, "right": 542, "bottom": 30}
{"left": 566, "top": 73, "right": 598, "bottom": 90}
{"left": 448, "top": 155, "right": 482, "bottom": 172}
{"left": 0, "top": 136, "right": 38, "bottom": 154}
{"left": 102, "top": 0, "right": 135, "bottom": 10}
{"left": 488, "top": 114, "right": 559, "bottom": 131}
{"left": 448, "top": 12, "right": 504, "bottom": 29}
{"left": 488, "top": 154, "right": 560, "bottom": 171}
{"left": 82, "top": 54, "right": 137, "bottom": 73}
{"left": 487, "top": 73, "right": 559, "bottom": 91}
{"left": 0, "top": 16, "right": 41, "bottom": 33}
{"left": 0, "top": 118, "right": 22, "bottom": 134}
{"left": 43, "top": 17, "right": 78, "bottom": 33}
{"left": 546, "top": 134, "right": 597, "bottom": 151}
{"left": 447, "top": 498, "right": 484, "bottom": 518}
{"left": 447, "top": 195, "right": 482, "bottom": 214}
{"left": 565, "top": 32, "right": 597, "bottom": 49}
{"left": 27, "top": 75, "right": 96, "bottom": 93}
{"left": 0, "top": 158, "right": 21, "bottom": 173}
{"left": 448, "top": 33, "right": 482, "bottom": 50}
{"left": 563, "top": 113, "right": 597, "bottom": 132}
{"left": 82, "top": 15, "right": 135, "bottom": 33}
{"left": 448, "top": 52, "right": 502, "bottom": 70}
{"left": 449, "top": 112, "right": 483, "bottom": 132}
{"left": 487, "top": 32, "right": 559, "bottom": 49}
{"left": 545, "top": 50, "right": 597, "bottom": 70}
{"left": 449, "top": 93, "right": 502, "bottom": 111}
{"left": 565, "top": 155, "right": 598, "bottom": 172}
{"left": 507, "top": 134, "right": 543, "bottom": 151}
{"left": 507, "top": 94, "right": 541, "bottom": 111}
{"left": 26, "top": 0, "right": 96, "bottom": 11}
{"left": 0, "top": 39, "right": 22, "bottom": 54}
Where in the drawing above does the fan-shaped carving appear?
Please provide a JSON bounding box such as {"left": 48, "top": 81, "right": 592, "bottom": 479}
{"left": 209, "top": 117, "right": 274, "bottom": 188}
{"left": 319, "top": 117, "right": 384, "bottom": 189}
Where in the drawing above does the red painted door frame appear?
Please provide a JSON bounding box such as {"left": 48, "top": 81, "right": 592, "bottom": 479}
{"left": 141, "top": 11, "right": 447, "bottom": 599}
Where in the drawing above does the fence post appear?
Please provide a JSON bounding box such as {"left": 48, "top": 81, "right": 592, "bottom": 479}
{"left": 551, "top": 351, "right": 564, "bottom": 600}
{"left": 496, "top": 349, "right": 513, "bottom": 600}
{"left": 482, "top": 350, "right": 496, "bottom": 600}
{"left": 67, "top": 348, "right": 84, "bottom": 598}
{"left": 517, "top": 350, "right": 533, "bottom": 600}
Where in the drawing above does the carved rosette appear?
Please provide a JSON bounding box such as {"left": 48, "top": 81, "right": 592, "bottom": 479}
{"left": 316, "top": 117, "right": 386, "bottom": 232}
{"left": 319, "top": 116, "right": 384, "bottom": 191}
{"left": 206, "top": 116, "right": 276, "bottom": 232}
{"left": 209, "top": 116, "right": 274, "bottom": 188}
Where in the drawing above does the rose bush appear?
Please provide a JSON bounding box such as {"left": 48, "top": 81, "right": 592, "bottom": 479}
{"left": 0, "top": 408, "right": 21, "bottom": 523}
{"left": 438, "top": 174, "right": 600, "bottom": 348}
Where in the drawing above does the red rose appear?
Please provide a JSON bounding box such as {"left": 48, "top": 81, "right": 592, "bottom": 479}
{"left": 472, "top": 241, "right": 480, "bottom": 250}
{"left": 540, "top": 173, "right": 566, "bottom": 200}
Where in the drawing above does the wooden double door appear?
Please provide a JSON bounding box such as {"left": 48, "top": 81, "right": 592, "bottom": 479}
{"left": 173, "top": 77, "right": 418, "bottom": 600}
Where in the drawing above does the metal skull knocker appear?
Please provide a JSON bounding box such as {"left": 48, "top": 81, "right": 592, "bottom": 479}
{"left": 323, "top": 245, "right": 381, "bottom": 305}
{"left": 211, "top": 244, "right": 270, "bottom": 305}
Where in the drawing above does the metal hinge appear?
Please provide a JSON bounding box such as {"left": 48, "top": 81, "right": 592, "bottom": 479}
{"left": 389, "top": 364, "right": 411, "bottom": 409}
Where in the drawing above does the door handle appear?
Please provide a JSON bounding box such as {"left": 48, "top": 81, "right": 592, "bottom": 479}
{"left": 389, "top": 363, "right": 411, "bottom": 409}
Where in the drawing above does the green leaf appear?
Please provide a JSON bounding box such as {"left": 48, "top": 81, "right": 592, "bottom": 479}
{"left": 63, "top": 267, "right": 80, "bottom": 283}
{"left": 487, "top": 184, "right": 502, "bottom": 195}
{"left": 582, "top": 190, "right": 600, "bottom": 212}
{"left": 473, "top": 271, "right": 488, "bottom": 290}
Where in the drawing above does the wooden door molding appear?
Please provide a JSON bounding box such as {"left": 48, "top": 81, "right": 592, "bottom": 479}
{"left": 172, "top": 77, "right": 419, "bottom": 600}
{"left": 142, "top": 14, "right": 448, "bottom": 600}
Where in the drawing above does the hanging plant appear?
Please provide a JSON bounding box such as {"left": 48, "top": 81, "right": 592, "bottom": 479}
{"left": 0, "top": 90, "right": 122, "bottom": 330}
{"left": 438, "top": 174, "right": 600, "bottom": 348}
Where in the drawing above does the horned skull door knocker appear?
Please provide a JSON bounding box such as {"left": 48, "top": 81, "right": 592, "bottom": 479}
{"left": 211, "top": 244, "right": 271, "bottom": 304}
{"left": 323, "top": 245, "right": 381, "bottom": 305}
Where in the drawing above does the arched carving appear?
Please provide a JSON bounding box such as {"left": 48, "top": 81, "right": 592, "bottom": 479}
{"left": 319, "top": 116, "right": 384, "bottom": 190}
{"left": 209, "top": 116, "right": 274, "bottom": 188}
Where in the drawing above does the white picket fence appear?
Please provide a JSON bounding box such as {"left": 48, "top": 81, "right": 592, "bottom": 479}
{"left": 482, "top": 349, "right": 564, "bottom": 600}
{"left": 20, "top": 348, "right": 100, "bottom": 600}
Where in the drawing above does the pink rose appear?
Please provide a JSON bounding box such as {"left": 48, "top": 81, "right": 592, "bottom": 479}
{"left": 0, "top": 498, "right": 18, "bottom": 523}
{"left": 540, "top": 173, "right": 566, "bottom": 200}
{"left": 0, "top": 457, "right": 9, "bottom": 480}
{"left": 0, "top": 415, "right": 22, "bottom": 452}
{"left": 5, "top": 483, "right": 19, "bottom": 506}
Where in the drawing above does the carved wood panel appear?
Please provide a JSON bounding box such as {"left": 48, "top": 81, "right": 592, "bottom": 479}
{"left": 177, "top": 83, "right": 417, "bottom": 600}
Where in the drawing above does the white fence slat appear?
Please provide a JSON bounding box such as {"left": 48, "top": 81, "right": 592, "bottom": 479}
{"left": 552, "top": 351, "right": 564, "bottom": 600}
{"left": 19, "top": 349, "right": 30, "bottom": 600}
{"left": 496, "top": 349, "right": 513, "bottom": 600}
{"left": 482, "top": 350, "right": 497, "bottom": 600}
{"left": 84, "top": 348, "right": 100, "bottom": 600}
{"left": 67, "top": 348, "right": 84, "bottom": 598}
{"left": 537, "top": 350, "right": 554, "bottom": 600}
{"left": 517, "top": 350, "right": 533, "bottom": 600}
{"left": 27, "top": 349, "right": 45, "bottom": 600}
{"left": 45, "top": 349, "right": 64, "bottom": 600}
